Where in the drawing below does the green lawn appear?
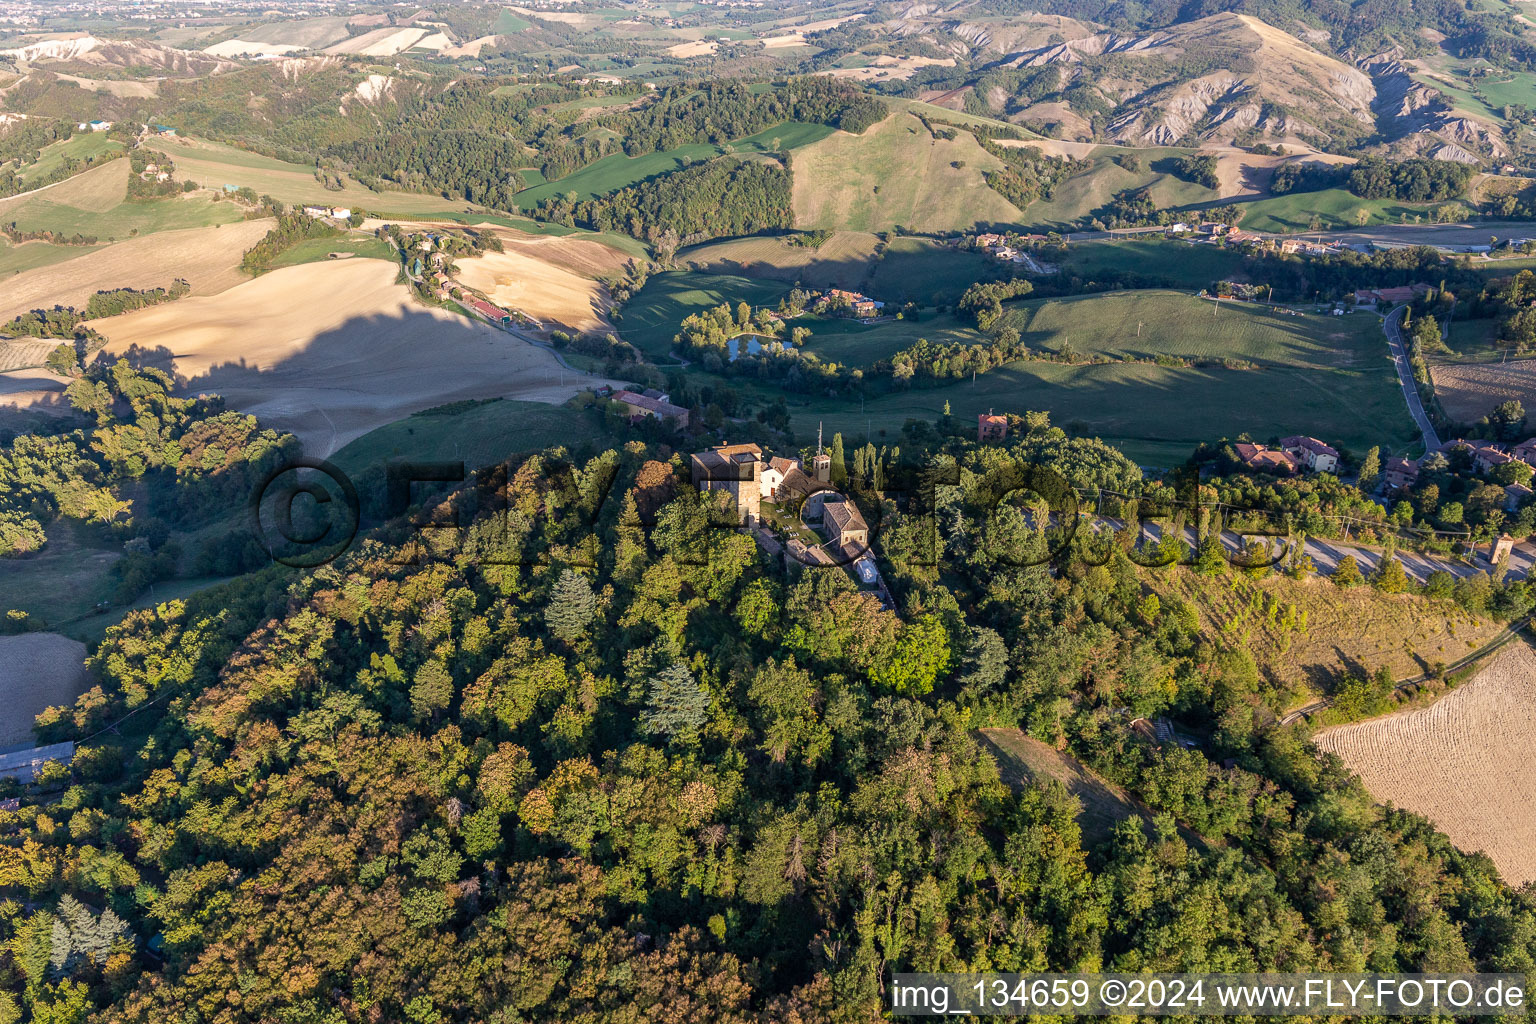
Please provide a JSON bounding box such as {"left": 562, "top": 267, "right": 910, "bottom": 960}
{"left": 514, "top": 120, "right": 831, "bottom": 206}
{"left": 1238, "top": 189, "right": 1476, "bottom": 232}
{"left": 620, "top": 271, "right": 791, "bottom": 357}
{"left": 1060, "top": 239, "right": 1248, "bottom": 290}
{"left": 497, "top": 9, "right": 531, "bottom": 32}
{"left": 1433, "top": 316, "right": 1504, "bottom": 363}
{"left": 784, "top": 353, "right": 1415, "bottom": 467}
{"left": 1016, "top": 147, "right": 1222, "bottom": 232}
{"left": 331, "top": 397, "right": 623, "bottom": 477}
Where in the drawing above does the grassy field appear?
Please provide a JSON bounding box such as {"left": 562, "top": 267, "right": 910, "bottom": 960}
{"left": 869, "top": 237, "right": 1009, "bottom": 306}
{"left": 0, "top": 159, "right": 247, "bottom": 240}
{"left": 1432, "top": 315, "right": 1503, "bottom": 362}
{"left": 331, "top": 397, "right": 623, "bottom": 476}
{"left": 1238, "top": 189, "right": 1476, "bottom": 232}
{"left": 1017, "top": 147, "right": 1223, "bottom": 232}
{"left": 780, "top": 350, "right": 1416, "bottom": 466}
{"left": 263, "top": 233, "right": 396, "bottom": 272}
{"left": 790, "top": 111, "right": 1023, "bottom": 233}
{"left": 9, "top": 132, "right": 123, "bottom": 183}
{"left": 1059, "top": 239, "right": 1248, "bottom": 289}
{"left": 793, "top": 312, "right": 983, "bottom": 366}
{"left": 146, "top": 136, "right": 475, "bottom": 215}
{"left": 620, "top": 270, "right": 791, "bottom": 357}
{"left": 1000, "top": 290, "right": 1380, "bottom": 370}
{"left": 975, "top": 727, "right": 1146, "bottom": 845}
{"left": 513, "top": 120, "right": 831, "bottom": 206}
{"left": 1148, "top": 567, "right": 1501, "bottom": 696}
{"left": 0, "top": 239, "right": 101, "bottom": 276}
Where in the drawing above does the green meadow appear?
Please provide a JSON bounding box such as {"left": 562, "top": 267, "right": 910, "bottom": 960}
{"left": 513, "top": 120, "right": 832, "bottom": 206}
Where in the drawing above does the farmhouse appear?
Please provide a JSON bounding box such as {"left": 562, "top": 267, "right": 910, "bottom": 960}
{"left": 1280, "top": 435, "right": 1339, "bottom": 473}
{"left": 466, "top": 297, "right": 513, "bottom": 326}
{"left": 1352, "top": 284, "right": 1427, "bottom": 306}
{"left": 614, "top": 390, "right": 689, "bottom": 427}
{"left": 1512, "top": 438, "right": 1536, "bottom": 467}
{"left": 824, "top": 289, "right": 883, "bottom": 319}
{"left": 1383, "top": 457, "right": 1419, "bottom": 490}
{"left": 1506, "top": 483, "right": 1533, "bottom": 511}
{"left": 977, "top": 410, "right": 1008, "bottom": 442}
{"left": 1234, "top": 442, "right": 1300, "bottom": 474}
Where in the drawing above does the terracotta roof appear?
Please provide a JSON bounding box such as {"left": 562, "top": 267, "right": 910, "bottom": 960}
{"left": 1280, "top": 435, "right": 1338, "bottom": 458}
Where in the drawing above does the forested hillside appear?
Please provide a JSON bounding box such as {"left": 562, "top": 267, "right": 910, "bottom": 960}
{"left": 4, "top": 436, "right": 1536, "bottom": 1022}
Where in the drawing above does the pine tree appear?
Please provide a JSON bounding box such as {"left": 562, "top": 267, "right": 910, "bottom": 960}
{"left": 1373, "top": 556, "right": 1410, "bottom": 594}
{"left": 830, "top": 432, "right": 846, "bottom": 486}
{"left": 545, "top": 568, "right": 598, "bottom": 643}
{"left": 613, "top": 491, "right": 649, "bottom": 585}
{"left": 1332, "top": 554, "right": 1364, "bottom": 587}
{"left": 641, "top": 664, "right": 710, "bottom": 744}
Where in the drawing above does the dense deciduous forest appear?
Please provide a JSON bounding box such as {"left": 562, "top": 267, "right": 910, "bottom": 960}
{"left": 0, "top": 361, "right": 292, "bottom": 562}
{"left": 4, "top": 433, "right": 1536, "bottom": 1022}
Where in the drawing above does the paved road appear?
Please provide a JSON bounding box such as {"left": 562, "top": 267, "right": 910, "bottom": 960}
{"left": 1382, "top": 304, "right": 1441, "bottom": 454}
{"left": 1098, "top": 518, "right": 1536, "bottom": 582}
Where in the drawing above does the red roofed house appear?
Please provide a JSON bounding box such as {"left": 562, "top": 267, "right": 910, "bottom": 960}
{"left": 978, "top": 410, "right": 1008, "bottom": 442}
{"left": 468, "top": 298, "right": 511, "bottom": 325}
{"left": 1473, "top": 444, "right": 1512, "bottom": 473}
{"left": 1280, "top": 435, "right": 1339, "bottom": 473}
{"left": 1234, "top": 442, "right": 1300, "bottom": 474}
{"left": 1383, "top": 457, "right": 1418, "bottom": 490}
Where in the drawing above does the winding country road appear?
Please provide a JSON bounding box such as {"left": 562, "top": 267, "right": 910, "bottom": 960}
{"left": 1383, "top": 303, "right": 1441, "bottom": 454}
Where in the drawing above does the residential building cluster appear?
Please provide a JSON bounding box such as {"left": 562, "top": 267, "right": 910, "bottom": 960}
{"left": 1385, "top": 437, "right": 1536, "bottom": 511}
{"left": 1233, "top": 435, "right": 1340, "bottom": 475}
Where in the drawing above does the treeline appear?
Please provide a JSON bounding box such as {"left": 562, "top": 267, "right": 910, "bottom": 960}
{"left": 1, "top": 222, "right": 100, "bottom": 246}
{"left": 561, "top": 158, "right": 793, "bottom": 250}
{"left": 1, "top": 281, "right": 190, "bottom": 340}
{"left": 599, "top": 79, "right": 886, "bottom": 157}
{"left": 977, "top": 139, "right": 1079, "bottom": 209}
{"left": 323, "top": 76, "right": 886, "bottom": 216}
{"left": 1348, "top": 156, "right": 1475, "bottom": 201}
{"left": 0, "top": 361, "right": 293, "bottom": 563}
{"left": 240, "top": 210, "right": 341, "bottom": 272}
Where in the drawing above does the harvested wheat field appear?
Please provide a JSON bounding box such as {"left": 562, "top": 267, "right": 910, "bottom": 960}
{"left": 1314, "top": 640, "right": 1536, "bottom": 886}
{"left": 0, "top": 156, "right": 126, "bottom": 216}
{"left": 0, "top": 219, "right": 273, "bottom": 322}
{"left": 91, "top": 259, "right": 615, "bottom": 455}
{"left": 0, "top": 633, "right": 89, "bottom": 748}
{"left": 1433, "top": 360, "right": 1536, "bottom": 423}
{"left": 454, "top": 247, "right": 612, "bottom": 332}
{"left": 0, "top": 369, "right": 70, "bottom": 417}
